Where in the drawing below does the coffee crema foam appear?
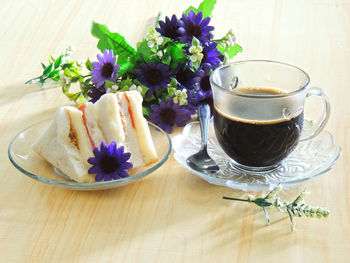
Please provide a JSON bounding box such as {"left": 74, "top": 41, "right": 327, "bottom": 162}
{"left": 215, "top": 86, "right": 297, "bottom": 125}
{"left": 233, "top": 86, "right": 287, "bottom": 96}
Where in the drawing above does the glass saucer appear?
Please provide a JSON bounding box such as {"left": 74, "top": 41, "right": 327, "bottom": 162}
{"left": 8, "top": 120, "right": 172, "bottom": 190}
{"left": 172, "top": 120, "right": 341, "bottom": 192}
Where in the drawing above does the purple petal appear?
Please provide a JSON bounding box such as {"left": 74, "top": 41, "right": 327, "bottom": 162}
{"left": 97, "top": 54, "right": 104, "bottom": 64}
{"left": 199, "top": 17, "right": 210, "bottom": 27}
{"left": 194, "top": 12, "right": 203, "bottom": 24}
{"left": 118, "top": 170, "right": 129, "bottom": 178}
{"left": 108, "top": 141, "right": 117, "bottom": 155}
{"left": 104, "top": 174, "right": 112, "bottom": 181}
{"left": 120, "top": 161, "right": 133, "bottom": 170}
{"left": 88, "top": 166, "right": 100, "bottom": 174}
{"left": 120, "top": 152, "right": 131, "bottom": 162}
{"left": 95, "top": 173, "right": 104, "bottom": 182}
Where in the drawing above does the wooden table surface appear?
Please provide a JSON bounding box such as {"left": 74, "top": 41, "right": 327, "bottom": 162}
{"left": 0, "top": 0, "right": 349, "bottom": 262}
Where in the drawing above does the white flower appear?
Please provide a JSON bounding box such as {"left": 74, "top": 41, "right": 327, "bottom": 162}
{"left": 189, "top": 44, "right": 203, "bottom": 54}
{"left": 107, "top": 85, "right": 118, "bottom": 93}
{"left": 129, "top": 84, "right": 142, "bottom": 93}
{"left": 62, "top": 45, "right": 75, "bottom": 57}
{"left": 173, "top": 89, "right": 188, "bottom": 106}
{"left": 226, "top": 29, "right": 236, "bottom": 46}
{"left": 294, "top": 189, "right": 310, "bottom": 205}
{"left": 61, "top": 56, "right": 71, "bottom": 64}
{"left": 189, "top": 45, "right": 203, "bottom": 63}
{"left": 65, "top": 45, "right": 75, "bottom": 55}
{"left": 59, "top": 45, "right": 76, "bottom": 64}
{"left": 146, "top": 28, "right": 163, "bottom": 48}
{"left": 265, "top": 185, "right": 282, "bottom": 200}
{"left": 190, "top": 53, "right": 203, "bottom": 63}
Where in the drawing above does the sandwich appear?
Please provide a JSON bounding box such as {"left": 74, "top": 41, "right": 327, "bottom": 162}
{"left": 32, "top": 91, "right": 158, "bottom": 182}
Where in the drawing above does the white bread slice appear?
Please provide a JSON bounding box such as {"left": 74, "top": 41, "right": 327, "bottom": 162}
{"left": 121, "top": 91, "right": 158, "bottom": 165}
{"left": 32, "top": 107, "right": 95, "bottom": 182}
{"left": 117, "top": 92, "right": 144, "bottom": 167}
{"left": 78, "top": 102, "right": 104, "bottom": 148}
{"left": 94, "top": 93, "right": 125, "bottom": 145}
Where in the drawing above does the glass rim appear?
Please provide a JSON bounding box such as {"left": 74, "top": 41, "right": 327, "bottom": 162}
{"left": 209, "top": 60, "right": 311, "bottom": 98}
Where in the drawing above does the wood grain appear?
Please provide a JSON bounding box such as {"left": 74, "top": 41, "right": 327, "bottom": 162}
{"left": 0, "top": 0, "right": 349, "bottom": 262}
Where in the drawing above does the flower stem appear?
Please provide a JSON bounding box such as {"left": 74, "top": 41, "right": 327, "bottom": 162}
{"left": 25, "top": 76, "right": 42, "bottom": 84}
{"left": 263, "top": 207, "right": 270, "bottom": 225}
{"left": 222, "top": 197, "right": 251, "bottom": 202}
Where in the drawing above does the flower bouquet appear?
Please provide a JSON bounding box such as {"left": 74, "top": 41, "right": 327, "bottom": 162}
{"left": 27, "top": 0, "right": 242, "bottom": 133}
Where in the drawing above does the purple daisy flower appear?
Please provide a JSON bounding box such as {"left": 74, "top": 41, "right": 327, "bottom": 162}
{"left": 87, "top": 85, "right": 106, "bottom": 103}
{"left": 88, "top": 141, "right": 133, "bottom": 182}
{"left": 177, "top": 10, "right": 214, "bottom": 45}
{"left": 150, "top": 98, "right": 192, "bottom": 133}
{"left": 201, "top": 42, "right": 223, "bottom": 68}
{"left": 91, "top": 50, "right": 120, "bottom": 87}
{"left": 156, "top": 15, "right": 180, "bottom": 40}
{"left": 175, "top": 63, "right": 200, "bottom": 90}
{"left": 135, "top": 62, "right": 173, "bottom": 96}
{"left": 195, "top": 63, "right": 212, "bottom": 93}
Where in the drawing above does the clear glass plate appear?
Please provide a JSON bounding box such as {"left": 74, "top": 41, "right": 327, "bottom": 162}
{"left": 8, "top": 119, "right": 172, "bottom": 190}
{"left": 172, "top": 120, "right": 341, "bottom": 192}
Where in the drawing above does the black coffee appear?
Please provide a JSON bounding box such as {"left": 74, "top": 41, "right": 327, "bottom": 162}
{"left": 213, "top": 87, "right": 304, "bottom": 167}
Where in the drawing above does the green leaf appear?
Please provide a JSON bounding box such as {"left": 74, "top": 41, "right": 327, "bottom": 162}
{"left": 63, "top": 68, "right": 72, "bottom": 78}
{"left": 132, "top": 40, "right": 159, "bottom": 66}
{"left": 253, "top": 198, "right": 273, "bottom": 208}
{"left": 142, "top": 106, "right": 151, "bottom": 118}
{"left": 48, "top": 69, "right": 60, "bottom": 79}
{"left": 118, "top": 61, "right": 133, "bottom": 76}
{"left": 165, "top": 41, "right": 186, "bottom": 70}
{"left": 120, "top": 86, "right": 129, "bottom": 92}
{"left": 85, "top": 58, "right": 93, "bottom": 71}
{"left": 139, "top": 84, "right": 149, "bottom": 97}
{"left": 167, "top": 87, "right": 176, "bottom": 96}
{"left": 54, "top": 55, "right": 62, "bottom": 69}
{"left": 61, "top": 61, "right": 75, "bottom": 70}
{"left": 51, "top": 75, "right": 60, "bottom": 82}
{"left": 226, "top": 44, "right": 242, "bottom": 58}
{"left": 184, "top": 0, "right": 216, "bottom": 18}
{"left": 66, "top": 92, "right": 82, "bottom": 101}
{"left": 43, "top": 63, "right": 53, "bottom": 76}
{"left": 105, "top": 80, "right": 116, "bottom": 88}
{"left": 144, "top": 94, "right": 156, "bottom": 102}
{"left": 119, "top": 77, "right": 133, "bottom": 90}
{"left": 91, "top": 22, "right": 136, "bottom": 64}
{"left": 41, "top": 62, "right": 46, "bottom": 69}
{"left": 161, "top": 53, "right": 171, "bottom": 65}
{"left": 62, "top": 83, "right": 71, "bottom": 94}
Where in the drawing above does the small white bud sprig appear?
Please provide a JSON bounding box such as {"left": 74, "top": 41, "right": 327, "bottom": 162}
{"left": 129, "top": 84, "right": 143, "bottom": 93}
{"left": 223, "top": 185, "right": 330, "bottom": 231}
{"left": 189, "top": 37, "right": 203, "bottom": 69}
{"left": 173, "top": 89, "right": 188, "bottom": 106}
{"left": 146, "top": 27, "right": 163, "bottom": 49}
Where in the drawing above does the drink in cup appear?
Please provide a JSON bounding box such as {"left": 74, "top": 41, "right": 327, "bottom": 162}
{"left": 210, "top": 60, "right": 330, "bottom": 172}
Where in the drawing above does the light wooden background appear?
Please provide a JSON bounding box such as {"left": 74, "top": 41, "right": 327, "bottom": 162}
{"left": 0, "top": 0, "right": 349, "bottom": 262}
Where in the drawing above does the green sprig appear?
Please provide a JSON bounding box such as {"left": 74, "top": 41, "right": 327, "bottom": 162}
{"left": 223, "top": 186, "right": 330, "bottom": 231}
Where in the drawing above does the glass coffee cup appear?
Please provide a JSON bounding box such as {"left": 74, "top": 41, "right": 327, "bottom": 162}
{"left": 210, "top": 60, "right": 330, "bottom": 172}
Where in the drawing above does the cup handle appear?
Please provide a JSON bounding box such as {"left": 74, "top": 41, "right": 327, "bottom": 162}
{"left": 299, "top": 87, "right": 331, "bottom": 141}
